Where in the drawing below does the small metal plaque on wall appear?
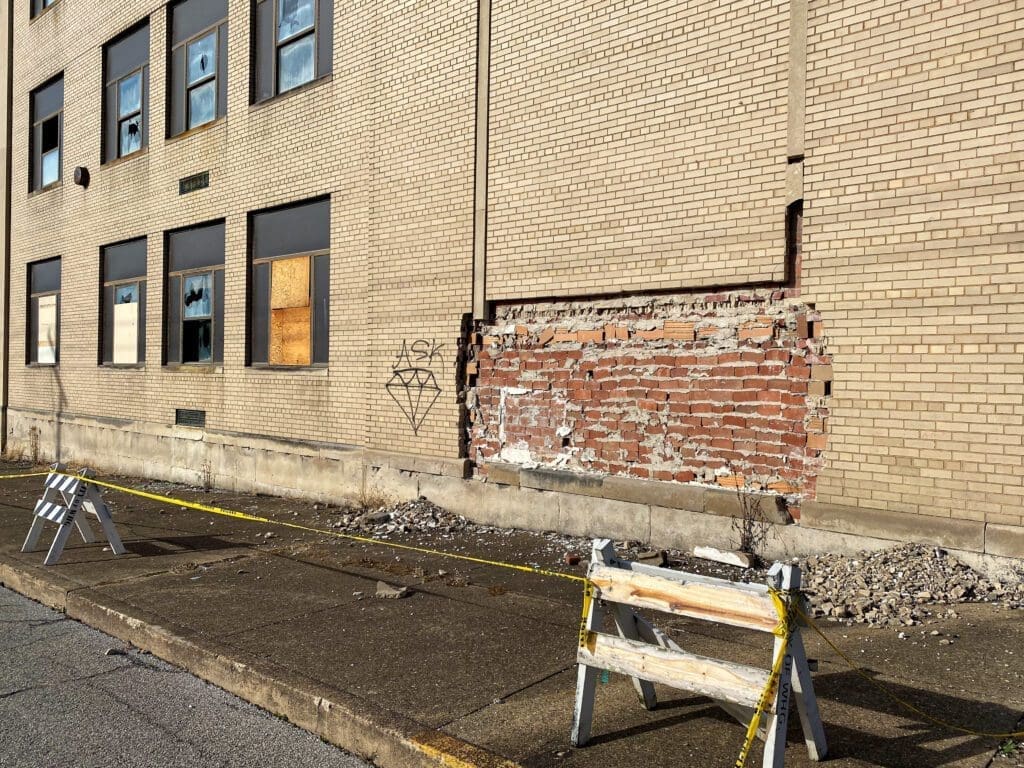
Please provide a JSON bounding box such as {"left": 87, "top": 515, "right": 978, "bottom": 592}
{"left": 179, "top": 171, "right": 210, "bottom": 196}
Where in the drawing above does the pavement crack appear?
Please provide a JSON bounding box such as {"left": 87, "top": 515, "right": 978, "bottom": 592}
{"left": 0, "top": 665, "right": 132, "bottom": 700}
{"left": 436, "top": 664, "right": 576, "bottom": 728}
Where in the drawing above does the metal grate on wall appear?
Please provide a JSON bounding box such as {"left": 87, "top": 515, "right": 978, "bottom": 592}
{"left": 174, "top": 408, "right": 206, "bottom": 428}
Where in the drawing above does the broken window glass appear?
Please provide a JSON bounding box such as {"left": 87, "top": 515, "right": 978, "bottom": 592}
{"left": 278, "top": 0, "right": 314, "bottom": 41}
{"left": 187, "top": 32, "right": 216, "bottom": 85}
{"left": 115, "top": 284, "right": 138, "bottom": 304}
{"left": 117, "top": 72, "right": 143, "bottom": 157}
{"left": 188, "top": 80, "right": 216, "bottom": 129}
{"left": 182, "top": 272, "right": 213, "bottom": 363}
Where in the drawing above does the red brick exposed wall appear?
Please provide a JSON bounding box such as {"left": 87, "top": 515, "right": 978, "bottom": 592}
{"left": 466, "top": 292, "right": 832, "bottom": 511}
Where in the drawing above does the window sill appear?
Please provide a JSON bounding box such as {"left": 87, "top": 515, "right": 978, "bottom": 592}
{"left": 101, "top": 363, "right": 146, "bottom": 370}
{"left": 248, "top": 364, "right": 328, "bottom": 374}
{"left": 166, "top": 116, "right": 226, "bottom": 145}
{"left": 164, "top": 363, "right": 224, "bottom": 374}
{"left": 28, "top": 180, "right": 63, "bottom": 199}
{"left": 249, "top": 72, "right": 332, "bottom": 111}
{"left": 101, "top": 147, "right": 149, "bottom": 170}
{"left": 29, "top": 0, "right": 61, "bottom": 22}
{"left": 26, "top": 363, "right": 58, "bottom": 368}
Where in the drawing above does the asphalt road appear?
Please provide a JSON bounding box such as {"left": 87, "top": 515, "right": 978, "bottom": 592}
{"left": 0, "top": 586, "right": 373, "bottom": 768}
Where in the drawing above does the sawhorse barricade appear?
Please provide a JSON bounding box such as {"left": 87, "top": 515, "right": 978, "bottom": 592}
{"left": 572, "top": 539, "right": 827, "bottom": 767}
{"left": 21, "top": 465, "right": 125, "bottom": 566}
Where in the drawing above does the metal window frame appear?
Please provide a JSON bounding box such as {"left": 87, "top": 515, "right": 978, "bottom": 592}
{"left": 112, "top": 66, "right": 146, "bottom": 159}
{"left": 28, "top": 262, "right": 60, "bottom": 367}
{"left": 250, "top": 248, "right": 325, "bottom": 369}
{"left": 169, "top": 264, "right": 222, "bottom": 365}
{"left": 171, "top": 19, "right": 225, "bottom": 132}
{"left": 30, "top": 76, "right": 63, "bottom": 191}
{"left": 273, "top": 0, "right": 318, "bottom": 95}
{"left": 101, "top": 275, "right": 147, "bottom": 367}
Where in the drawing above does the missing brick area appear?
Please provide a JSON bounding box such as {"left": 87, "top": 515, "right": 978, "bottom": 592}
{"left": 465, "top": 289, "right": 831, "bottom": 504}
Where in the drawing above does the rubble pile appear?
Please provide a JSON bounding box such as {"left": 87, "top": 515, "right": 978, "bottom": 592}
{"left": 327, "top": 498, "right": 472, "bottom": 539}
{"left": 802, "top": 544, "right": 1024, "bottom": 628}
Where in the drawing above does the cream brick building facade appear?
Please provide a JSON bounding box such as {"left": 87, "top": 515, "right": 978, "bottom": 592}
{"left": 0, "top": 0, "right": 1020, "bottom": 562}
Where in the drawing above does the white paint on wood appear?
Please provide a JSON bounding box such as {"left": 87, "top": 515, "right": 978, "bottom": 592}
{"left": 113, "top": 301, "right": 139, "bottom": 365}
{"left": 579, "top": 632, "right": 771, "bottom": 710}
{"left": 589, "top": 563, "right": 780, "bottom": 633}
{"left": 37, "top": 295, "right": 57, "bottom": 364}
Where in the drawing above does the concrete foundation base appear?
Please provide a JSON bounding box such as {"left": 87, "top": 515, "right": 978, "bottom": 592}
{"left": 6, "top": 407, "right": 1020, "bottom": 577}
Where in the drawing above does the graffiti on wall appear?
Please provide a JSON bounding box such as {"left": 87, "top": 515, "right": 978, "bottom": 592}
{"left": 386, "top": 340, "right": 444, "bottom": 435}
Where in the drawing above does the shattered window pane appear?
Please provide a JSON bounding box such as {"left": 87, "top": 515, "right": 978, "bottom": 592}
{"left": 278, "top": 34, "right": 314, "bottom": 93}
{"left": 118, "top": 73, "right": 141, "bottom": 119}
{"left": 182, "top": 273, "right": 212, "bottom": 318}
{"left": 119, "top": 115, "right": 142, "bottom": 157}
{"left": 187, "top": 32, "right": 217, "bottom": 86}
{"left": 188, "top": 80, "right": 216, "bottom": 130}
{"left": 182, "top": 319, "right": 212, "bottom": 363}
{"left": 115, "top": 283, "right": 139, "bottom": 304}
{"left": 278, "top": 0, "right": 314, "bottom": 41}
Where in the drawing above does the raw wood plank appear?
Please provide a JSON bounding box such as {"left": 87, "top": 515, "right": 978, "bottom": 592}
{"left": 617, "top": 559, "right": 771, "bottom": 597}
{"left": 270, "top": 306, "right": 311, "bottom": 366}
{"left": 271, "top": 256, "right": 310, "bottom": 309}
{"left": 579, "top": 632, "right": 772, "bottom": 710}
{"left": 589, "top": 563, "right": 780, "bottom": 632}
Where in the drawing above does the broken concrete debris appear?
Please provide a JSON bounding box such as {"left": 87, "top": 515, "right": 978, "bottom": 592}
{"left": 693, "top": 546, "right": 753, "bottom": 569}
{"left": 375, "top": 581, "right": 411, "bottom": 599}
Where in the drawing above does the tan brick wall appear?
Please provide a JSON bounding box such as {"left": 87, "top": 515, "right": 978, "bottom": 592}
{"left": 802, "top": 0, "right": 1024, "bottom": 527}
{"left": 7, "top": 0, "right": 1023, "bottom": 543}
{"left": 486, "top": 0, "right": 791, "bottom": 299}
{"left": 8, "top": 0, "right": 476, "bottom": 460}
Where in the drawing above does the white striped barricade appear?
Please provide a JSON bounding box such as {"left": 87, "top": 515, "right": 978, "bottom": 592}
{"left": 571, "top": 539, "right": 827, "bottom": 768}
{"left": 21, "top": 464, "right": 126, "bottom": 566}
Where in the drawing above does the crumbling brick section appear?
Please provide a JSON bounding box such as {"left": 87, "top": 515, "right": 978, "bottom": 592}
{"left": 466, "top": 291, "right": 832, "bottom": 513}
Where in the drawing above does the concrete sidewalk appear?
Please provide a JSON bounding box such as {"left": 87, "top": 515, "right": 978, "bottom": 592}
{"left": 0, "top": 463, "right": 1021, "bottom": 768}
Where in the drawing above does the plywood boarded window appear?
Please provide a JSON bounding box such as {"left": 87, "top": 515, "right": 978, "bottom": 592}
{"left": 27, "top": 257, "right": 61, "bottom": 366}
{"left": 101, "top": 238, "right": 147, "bottom": 366}
{"left": 165, "top": 221, "right": 225, "bottom": 365}
{"left": 249, "top": 197, "right": 329, "bottom": 367}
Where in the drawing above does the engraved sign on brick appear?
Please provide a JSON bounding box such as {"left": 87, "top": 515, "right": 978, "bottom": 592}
{"left": 178, "top": 171, "right": 210, "bottom": 195}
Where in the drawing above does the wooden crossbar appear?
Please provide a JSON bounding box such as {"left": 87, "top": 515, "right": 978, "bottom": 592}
{"left": 589, "top": 562, "right": 780, "bottom": 633}
{"left": 579, "top": 631, "right": 772, "bottom": 710}
{"left": 572, "top": 539, "right": 828, "bottom": 767}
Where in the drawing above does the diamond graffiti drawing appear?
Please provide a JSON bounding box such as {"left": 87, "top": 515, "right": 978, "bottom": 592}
{"left": 386, "top": 368, "right": 442, "bottom": 436}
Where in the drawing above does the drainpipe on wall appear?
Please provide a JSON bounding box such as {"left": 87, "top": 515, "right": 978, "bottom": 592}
{"left": 471, "top": 0, "right": 491, "bottom": 322}
{"left": 0, "top": 0, "right": 13, "bottom": 454}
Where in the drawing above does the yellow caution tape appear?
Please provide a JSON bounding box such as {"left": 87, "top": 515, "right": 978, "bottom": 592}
{"left": 795, "top": 604, "right": 1024, "bottom": 740}
{"left": 3, "top": 470, "right": 594, "bottom": 649}
{"left": 16, "top": 470, "right": 1016, "bottom": 743}
{"left": 735, "top": 587, "right": 796, "bottom": 768}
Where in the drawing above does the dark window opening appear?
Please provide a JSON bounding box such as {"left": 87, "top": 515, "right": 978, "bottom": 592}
{"left": 165, "top": 222, "right": 224, "bottom": 366}
{"left": 253, "top": 0, "right": 332, "bottom": 103}
{"left": 101, "top": 238, "right": 147, "bottom": 366}
{"left": 27, "top": 258, "right": 61, "bottom": 366}
{"left": 103, "top": 21, "right": 150, "bottom": 164}
{"left": 248, "top": 198, "right": 330, "bottom": 367}
{"left": 30, "top": 74, "right": 63, "bottom": 191}
{"left": 169, "top": 0, "right": 228, "bottom": 137}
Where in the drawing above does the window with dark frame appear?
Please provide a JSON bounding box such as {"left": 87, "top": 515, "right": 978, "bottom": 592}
{"left": 101, "top": 238, "right": 147, "bottom": 366}
{"left": 30, "top": 74, "right": 63, "bottom": 191}
{"left": 30, "top": 0, "right": 58, "bottom": 19}
{"left": 165, "top": 222, "right": 225, "bottom": 366}
{"left": 27, "top": 258, "right": 61, "bottom": 366}
{"left": 168, "top": 0, "right": 228, "bottom": 137}
{"left": 248, "top": 198, "right": 330, "bottom": 367}
{"left": 252, "top": 0, "right": 333, "bottom": 103}
{"left": 103, "top": 21, "right": 150, "bottom": 163}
